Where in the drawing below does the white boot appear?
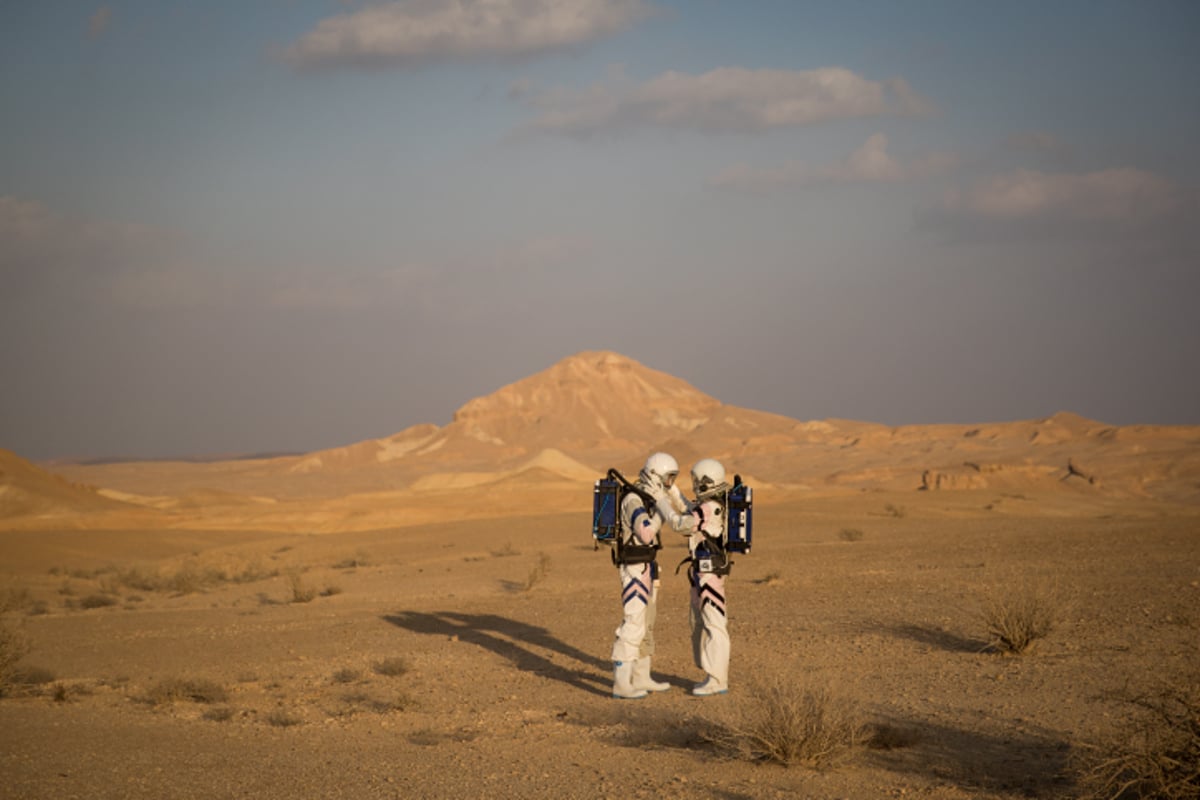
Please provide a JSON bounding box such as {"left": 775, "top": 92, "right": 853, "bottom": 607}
{"left": 612, "top": 661, "right": 648, "bottom": 700}
{"left": 692, "top": 676, "right": 728, "bottom": 696}
{"left": 631, "top": 657, "right": 671, "bottom": 693}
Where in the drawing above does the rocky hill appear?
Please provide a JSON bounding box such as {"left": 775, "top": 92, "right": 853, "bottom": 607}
{"left": 9, "top": 351, "right": 1200, "bottom": 530}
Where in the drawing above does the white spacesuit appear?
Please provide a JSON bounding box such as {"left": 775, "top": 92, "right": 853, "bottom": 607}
{"left": 611, "top": 452, "right": 698, "bottom": 699}
{"left": 683, "top": 458, "right": 732, "bottom": 696}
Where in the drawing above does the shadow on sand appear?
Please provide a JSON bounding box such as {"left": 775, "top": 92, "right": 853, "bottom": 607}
{"left": 866, "top": 714, "right": 1074, "bottom": 796}
{"left": 383, "top": 611, "right": 618, "bottom": 697}
{"left": 866, "top": 622, "right": 989, "bottom": 654}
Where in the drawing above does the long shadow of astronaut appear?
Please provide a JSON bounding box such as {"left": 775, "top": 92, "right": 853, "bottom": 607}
{"left": 383, "top": 611, "right": 614, "bottom": 698}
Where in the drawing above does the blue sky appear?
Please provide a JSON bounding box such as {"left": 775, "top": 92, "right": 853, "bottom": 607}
{"left": 2, "top": 1, "right": 1198, "bottom": 460}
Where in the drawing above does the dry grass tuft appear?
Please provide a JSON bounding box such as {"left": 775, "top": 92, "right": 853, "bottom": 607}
{"left": 521, "top": 553, "right": 551, "bottom": 592}
{"left": 980, "top": 585, "right": 1058, "bottom": 654}
{"left": 838, "top": 528, "right": 864, "bottom": 542}
{"left": 75, "top": 593, "right": 119, "bottom": 610}
{"left": 8, "top": 665, "right": 56, "bottom": 686}
{"left": 266, "top": 708, "right": 302, "bottom": 727}
{"left": 332, "top": 551, "right": 372, "bottom": 569}
{"left": 0, "top": 622, "right": 31, "bottom": 696}
{"left": 0, "top": 587, "right": 36, "bottom": 614}
{"left": 286, "top": 570, "right": 316, "bottom": 604}
{"left": 142, "top": 677, "right": 229, "bottom": 705}
{"left": 336, "top": 691, "right": 415, "bottom": 715}
{"left": 755, "top": 571, "right": 783, "bottom": 586}
{"left": 373, "top": 657, "right": 409, "bottom": 677}
{"left": 705, "top": 676, "right": 869, "bottom": 768}
{"left": 1075, "top": 679, "right": 1200, "bottom": 800}
{"left": 332, "top": 668, "right": 361, "bottom": 684}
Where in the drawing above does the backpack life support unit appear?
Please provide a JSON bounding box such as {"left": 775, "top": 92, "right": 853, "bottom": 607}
{"left": 592, "top": 468, "right": 662, "bottom": 566}
{"left": 685, "top": 475, "right": 754, "bottom": 576}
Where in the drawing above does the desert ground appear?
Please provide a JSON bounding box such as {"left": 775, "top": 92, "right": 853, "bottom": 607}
{"left": 2, "top": 352, "right": 1198, "bottom": 799}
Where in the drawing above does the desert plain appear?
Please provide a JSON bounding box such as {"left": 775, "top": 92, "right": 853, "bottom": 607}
{"left": 2, "top": 351, "right": 1198, "bottom": 799}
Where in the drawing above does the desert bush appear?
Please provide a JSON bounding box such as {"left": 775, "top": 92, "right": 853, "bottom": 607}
{"left": 287, "top": 570, "right": 316, "bottom": 604}
{"left": 332, "top": 668, "right": 361, "bottom": 684}
{"left": 521, "top": 553, "right": 551, "bottom": 592}
{"left": 0, "top": 587, "right": 34, "bottom": 614}
{"left": 838, "top": 528, "right": 864, "bottom": 542}
{"left": 1074, "top": 680, "right": 1200, "bottom": 800}
{"left": 884, "top": 503, "right": 906, "bottom": 518}
{"left": 78, "top": 594, "right": 119, "bottom": 610}
{"left": 981, "top": 586, "right": 1057, "bottom": 654}
{"left": 142, "top": 677, "right": 229, "bottom": 705}
{"left": 705, "top": 676, "right": 869, "bottom": 768}
{"left": 113, "top": 560, "right": 278, "bottom": 595}
{"left": 266, "top": 708, "right": 302, "bottom": 727}
{"left": 333, "top": 550, "right": 372, "bottom": 569}
{"left": 337, "top": 691, "right": 415, "bottom": 715}
{"left": 203, "top": 706, "right": 236, "bottom": 722}
{"left": 0, "top": 623, "right": 30, "bottom": 695}
{"left": 50, "top": 681, "right": 93, "bottom": 702}
{"left": 9, "top": 665, "right": 56, "bottom": 686}
{"left": 374, "top": 657, "right": 409, "bottom": 678}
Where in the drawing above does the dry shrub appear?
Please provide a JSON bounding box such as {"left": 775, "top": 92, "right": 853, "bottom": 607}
{"left": 266, "top": 708, "right": 302, "bottom": 727}
{"left": 1075, "top": 680, "right": 1200, "bottom": 800}
{"left": 838, "top": 528, "right": 864, "bottom": 542}
{"left": 332, "top": 668, "right": 361, "bottom": 684}
{"left": 77, "top": 594, "right": 119, "bottom": 610}
{"left": 333, "top": 551, "right": 372, "bottom": 569}
{"left": 0, "top": 587, "right": 35, "bottom": 614}
{"left": 521, "top": 553, "right": 551, "bottom": 592}
{"left": 0, "top": 623, "right": 30, "bottom": 696}
{"left": 143, "top": 677, "right": 229, "bottom": 705}
{"left": 9, "top": 665, "right": 56, "bottom": 686}
{"left": 115, "top": 560, "right": 277, "bottom": 595}
{"left": 50, "top": 681, "right": 93, "bottom": 702}
{"left": 706, "top": 676, "right": 869, "bottom": 768}
{"left": 374, "top": 657, "right": 409, "bottom": 677}
{"left": 337, "top": 691, "right": 415, "bottom": 715}
{"left": 286, "top": 570, "right": 316, "bottom": 604}
{"left": 981, "top": 585, "right": 1058, "bottom": 654}
{"left": 203, "top": 706, "right": 236, "bottom": 722}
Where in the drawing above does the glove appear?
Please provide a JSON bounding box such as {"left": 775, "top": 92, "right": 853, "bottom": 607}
{"left": 641, "top": 476, "right": 666, "bottom": 504}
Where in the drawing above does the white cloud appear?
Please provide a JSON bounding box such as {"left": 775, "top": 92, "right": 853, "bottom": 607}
{"left": 282, "top": 0, "right": 653, "bottom": 70}
{"left": 941, "top": 168, "right": 1179, "bottom": 224}
{"left": 711, "top": 133, "right": 957, "bottom": 191}
{"left": 518, "top": 67, "right": 930, "bottom": 136}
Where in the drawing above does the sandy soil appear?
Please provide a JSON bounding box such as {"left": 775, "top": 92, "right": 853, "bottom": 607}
{"left": 2, "top": 490, "right": 1198, "bottom": 799}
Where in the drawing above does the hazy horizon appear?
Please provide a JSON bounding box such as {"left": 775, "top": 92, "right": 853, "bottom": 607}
{"left": 3, "top": 1, "right": 1198, "bottom": 461}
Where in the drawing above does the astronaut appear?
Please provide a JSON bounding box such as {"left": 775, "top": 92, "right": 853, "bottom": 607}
{"left": 682, "top": 458, "right": 733, "bottom": 696}
{"left": 611, "top": 452, "right": 698, "bottom": 699}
